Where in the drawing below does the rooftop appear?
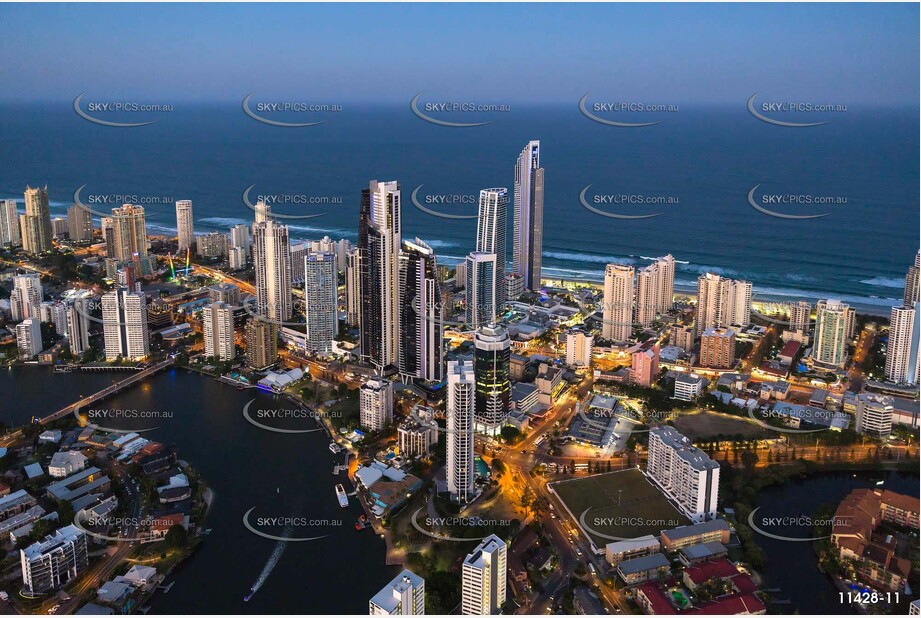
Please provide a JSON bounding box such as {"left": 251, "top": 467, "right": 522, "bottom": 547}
{"left": 617, "top": 552, "right": 670, "bottom": 574}
{"left": 679, "top": 541, "right": 728, "bottom": 562}
{"left": 662, "top": 519, "right": 731, "bottom": 541}
{"left": 22, "top": 524, "right": 85, "bottom": 560}
{"left": 369, "top": 569, "right": 424, "bottom": 613}
{"left": 650, "top": 426, "right": 719, "bottom": 471}
{"left": 683, "top": 558, "right": 740, "bottom": 585}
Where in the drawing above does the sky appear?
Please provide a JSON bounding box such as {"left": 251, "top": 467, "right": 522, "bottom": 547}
{"left": 0, "top": 3, "right": 917, "bottom": 104}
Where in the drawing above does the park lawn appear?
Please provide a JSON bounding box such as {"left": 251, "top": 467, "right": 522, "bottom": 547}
{"left": 551, "top": 469, "right": 688, "bottom": 547}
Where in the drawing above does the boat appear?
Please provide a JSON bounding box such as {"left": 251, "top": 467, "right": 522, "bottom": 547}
{"left": 329, "top": 442, "right": 342, "bottom": 453}
{"left": 244, "top": 588, "right": 255, "bottom": 602}
{"left": 335, "top": 484, "right": 349, "bottom": 508}
{"left": 355, "top": 514, "right": 370, "bottom": 530}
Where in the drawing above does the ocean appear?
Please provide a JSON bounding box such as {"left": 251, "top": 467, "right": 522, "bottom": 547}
{"left": 1, "top": 101, "right": 917, "bottom": 313}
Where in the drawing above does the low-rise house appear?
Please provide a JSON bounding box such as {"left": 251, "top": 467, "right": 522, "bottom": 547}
{"left": 678, "top": 541, "right": 729, "bottom": 566}
{"left": 616, "top": 552, "right": 670, "bottom": 585}
{"left": 96, "top": 579, "right": 135, "bottom": 610}
{"left": 75, "top": 603, "right": 115, "bottom": 615}
{"left": 23, "top": 462, "right": 45, "bottom": 481}
{"left": 777, "top": 340, "right": 801, "bottom": 365}
{"left": 9, "top": 511, "right": 58, "bottom": 545}
{"left": 1, "top": 505, "right": 46, "bottom": 541}
{"left": 511, "top": 382, "right": 540, "bottom": 413}
{"left": 77, "top": 496, "right": 119, "bottom": 531}
{"left": 573, "top": 586, "right": 606, "bottom": 615}
{"left": 147, "top": 512, "right": 189, "bottom": 542}
{"left": 768, "top": 402, "right": 849, "bottom": 431}
{"left": 354, "top": 461, "right": 422, "bottom": 518}
{"left": 660, "top": 520, "right": 732, "bottom": 552}
{"left": 38, "top": 430, "right": 63, "bottom": 444}
{"left": 121, "top": 564, "right": 159, "bottom": 589}
{"left": 46, "top": 467, "right": 111, "bottom": 506}
{"left": 682, "top": 558, "right": 743, "bottom": 590}
{"left": 48, "top": 451, "right": 89, "bottom": 478}
{"left": 758, "top": 380, "right": 790, "bottom": 402}
{"left": 605, "top": 535, "right": 661, "bottom": 566}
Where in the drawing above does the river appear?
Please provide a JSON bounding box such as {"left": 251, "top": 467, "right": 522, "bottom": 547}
{"left": 0, "top": 366, "right": 396, "bottom": 614}
{"left": 753, "top": 469, "right": 919, "bottom": 614}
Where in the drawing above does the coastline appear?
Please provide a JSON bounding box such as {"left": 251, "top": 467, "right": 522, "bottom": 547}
{"left": 46, "top": 224, "right": 906, "bottom": 316}
{"left": 539, "top": 276, "right": 896, "bottom": 318}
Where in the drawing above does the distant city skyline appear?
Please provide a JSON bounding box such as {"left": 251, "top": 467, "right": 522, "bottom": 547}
{"left": 0, "top": 4, "right": 917, "bottom": 104}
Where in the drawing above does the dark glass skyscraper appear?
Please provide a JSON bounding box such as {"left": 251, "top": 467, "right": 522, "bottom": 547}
{"left": 399, "top": 238, "right": 444, "bottom": 382}
{"left": 473, "top": 324, "right": 511, "bottom": 436}
{"left": 358, "top": 181, "right": 402, "bottom": 369}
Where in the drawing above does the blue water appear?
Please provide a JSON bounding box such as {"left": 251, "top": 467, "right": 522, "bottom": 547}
{"left": 1, "top": 102, "right": 917, "bottom": 312}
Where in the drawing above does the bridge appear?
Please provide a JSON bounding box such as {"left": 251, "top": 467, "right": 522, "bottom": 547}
{"left": 40, "top": 358, "right": 176, "bottom": 425}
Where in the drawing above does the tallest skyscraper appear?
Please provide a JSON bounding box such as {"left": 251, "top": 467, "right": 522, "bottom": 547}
{"left": 359, "top": 180, "right": 403, "bottom": 369}
{"left": 512, "top": 141, "right": 544, "bottom": 292}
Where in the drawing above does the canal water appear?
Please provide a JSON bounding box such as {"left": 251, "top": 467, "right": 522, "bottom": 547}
{"left": 753, "top": 469, "right": 919, "bottom": 614}
{"left": 0, "top": 366, "right": 396, "bottom": 614}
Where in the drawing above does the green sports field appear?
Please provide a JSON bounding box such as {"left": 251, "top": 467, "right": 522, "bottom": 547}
{"left": 549, "top": 469, "right": 689, "bottom": 548}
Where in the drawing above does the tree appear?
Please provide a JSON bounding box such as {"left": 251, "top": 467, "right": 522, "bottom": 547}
{"left": 165, "top": 524, "right": 188, "bottom": 549}
{"left": 740, "top": 450, "right": 759, "bottom": 473}
{"left": 500, "top": 425, "right": 521, "bottom": 444}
